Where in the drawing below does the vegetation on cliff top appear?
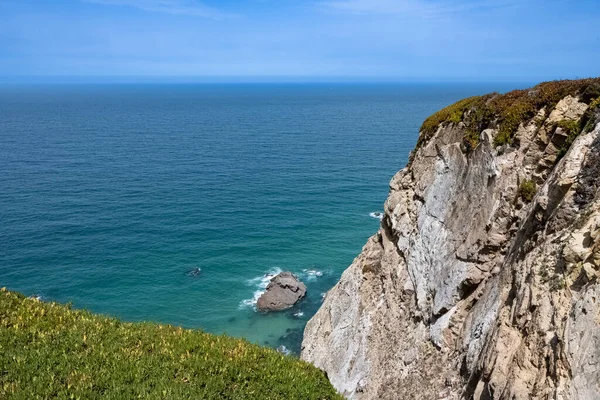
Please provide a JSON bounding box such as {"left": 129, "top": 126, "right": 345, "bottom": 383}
{"left": 0, "top": 289, "right": 342, "bottom": 399}
{"left": 418, "top": 78, "right": 600, "bottom": 150}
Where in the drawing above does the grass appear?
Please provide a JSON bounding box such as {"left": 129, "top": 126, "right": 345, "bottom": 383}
{"left": 0, "top": 289, "right": 342, "bottom": 400}
{"left": 418, "top": 78, "right": 600, "bottom": 150}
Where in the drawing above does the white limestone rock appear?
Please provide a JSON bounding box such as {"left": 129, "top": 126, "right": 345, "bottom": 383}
{"left": 302, "top": 88, "right": 600, "bottom": 399}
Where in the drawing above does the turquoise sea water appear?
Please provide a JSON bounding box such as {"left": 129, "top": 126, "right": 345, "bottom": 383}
{"left": 0, "top": 83, "right": 519, "bottom": 353}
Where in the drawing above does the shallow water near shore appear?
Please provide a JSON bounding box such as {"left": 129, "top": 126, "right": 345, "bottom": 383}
{"left": 0, "top": 83, "right": 521, "bottom": 353}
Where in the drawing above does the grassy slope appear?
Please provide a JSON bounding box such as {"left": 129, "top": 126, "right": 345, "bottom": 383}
{"left": 0, "top": 289, "right": 342, "bottom": 399}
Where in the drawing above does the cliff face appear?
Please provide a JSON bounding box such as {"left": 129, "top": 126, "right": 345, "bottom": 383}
{"left": 301, "top": 79, "right": 600, "bottom": 399}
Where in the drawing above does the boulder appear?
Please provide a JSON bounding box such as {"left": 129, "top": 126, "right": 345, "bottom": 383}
{"left": 256, "top": 272, "right": 306, "bottom": 312}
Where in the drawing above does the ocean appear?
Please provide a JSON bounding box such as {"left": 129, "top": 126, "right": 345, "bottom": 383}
{"left": 0, "top": 83, "right": 520, "bottom": 353}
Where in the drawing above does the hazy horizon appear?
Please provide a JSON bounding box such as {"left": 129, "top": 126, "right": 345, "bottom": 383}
{"left": 0, "top": 76, "right": 544, "bottom": 85}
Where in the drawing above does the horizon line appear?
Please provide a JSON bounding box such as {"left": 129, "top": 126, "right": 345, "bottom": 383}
{"left": 0, "top": 75, "right": 572, "bottom": 85}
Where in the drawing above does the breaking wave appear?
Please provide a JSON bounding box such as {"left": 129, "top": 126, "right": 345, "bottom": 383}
{"left": 369, "top": 212, "right": 384, "bottom": 220}
{"left": 239, "top": 268, "right": 282, "bottom": 310}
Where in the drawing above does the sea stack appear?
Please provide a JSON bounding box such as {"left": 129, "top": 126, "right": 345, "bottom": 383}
{"left": 256, "top": 272, "right": 307, "bottom": 312}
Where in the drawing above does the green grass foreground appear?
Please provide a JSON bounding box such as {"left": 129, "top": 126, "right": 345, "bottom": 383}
{"left": 0, "top": 289, "right": 342, "bottom": 399}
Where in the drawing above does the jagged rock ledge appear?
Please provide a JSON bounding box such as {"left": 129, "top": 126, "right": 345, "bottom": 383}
{"left": 301, "top": 79, "right": 600, "bottom": 399}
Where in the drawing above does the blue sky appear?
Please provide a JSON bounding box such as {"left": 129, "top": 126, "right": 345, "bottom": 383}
{"left": 1, "top": 0, "right": 599, "bottom": 82}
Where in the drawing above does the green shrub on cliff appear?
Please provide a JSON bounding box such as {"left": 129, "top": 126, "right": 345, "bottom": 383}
{"left": 519, "top": 179, "right": 537, "bottom": 202}
{"left": 489, "top": 79, "right": 598, "bottom": 147}
{"left": 555, "top": 119, "right": 580, "bottom": 136}
{"left": 555, "top": 119, "right": 582, "bottom": 159}
{"left": 581, "top": 96, "right": 600, "bottom": 134}
{"left": 418, "top": 95, "right": 484, "bottom": 146}
{"left": 418, "top": 78, "right": 600, "bottom": 150}
{"left": 0, "top": 289, "right": 342, "bottom": 400}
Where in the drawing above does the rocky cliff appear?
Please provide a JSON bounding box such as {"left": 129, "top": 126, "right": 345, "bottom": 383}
{"left": 301, "top": 79, "right": 600, "bottom": 399}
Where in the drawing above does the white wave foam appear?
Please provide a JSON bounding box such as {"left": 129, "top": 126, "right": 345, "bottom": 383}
{"left": 302, "top": 268, "right": 323, "bottom": 281}
{"left": 246, "top": 267, "right": 282, "bottom": 288}
{"left": 239, "top": 268, "right": 282, "bottom": 310}
{"left": 293, "top": 311, "right": 304, "bottom": 318}
{"left": 302, "top": 269, "right": 323, "bottom": 277}
{"left": 369, "top": 212, "right": 384, "bottom": 221}
{"left": 239, "top": 290, "right": 263, "bottom": 309}
{"left": 277, "top": 345, "right": 291, "bottom": 355}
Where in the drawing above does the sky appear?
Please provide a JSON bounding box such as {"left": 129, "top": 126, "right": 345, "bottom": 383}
{"left": 1, "top": 0, "right": 599, "bottom": 82}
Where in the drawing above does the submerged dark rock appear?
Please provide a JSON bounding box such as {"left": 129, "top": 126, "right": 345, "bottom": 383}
{"left": 256, "top": 272, "right": 307, "bottom": 312}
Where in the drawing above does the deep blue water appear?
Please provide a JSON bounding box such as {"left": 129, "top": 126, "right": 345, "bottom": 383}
{"left": 0, "top": 83, "right": 520, "bottom": 353}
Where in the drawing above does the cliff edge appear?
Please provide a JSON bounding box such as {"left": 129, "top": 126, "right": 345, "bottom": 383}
{"left": 301, "top": 79, "right": 600, "bottom": 399}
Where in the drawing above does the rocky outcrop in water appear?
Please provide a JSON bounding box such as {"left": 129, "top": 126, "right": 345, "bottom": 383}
{"left": 257, "top": 272, "right": 307, "bottom": 312}
{"left": 302, "top": 79, "right": 600, "bottom": 399}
